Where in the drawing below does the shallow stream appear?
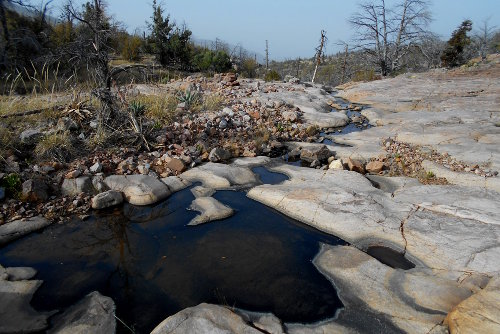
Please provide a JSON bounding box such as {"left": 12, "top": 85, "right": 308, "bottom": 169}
{"left": 0, "top": 168, "right": 346, "bottom": 333}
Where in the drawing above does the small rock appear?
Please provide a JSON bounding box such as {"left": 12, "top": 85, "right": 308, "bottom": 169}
{"left": 5, "top": 267, "right": 37, "bottom": 281}
{"left": 65, "top": 169, "right": 82, "bottom": 179}
{"left": 91, "top": 190, "right": 123, "bottom": 210}
{"left": 89, "top": 162, "right": 102, "bottom": 173}
{"left": 366, "top": 161, "right": 384, "bottom": 174}
{"left": 222, "top": 107, "right": 234, "bottom": 117}
{"left": 310, "top": 159, "right": 321, "bottom": 168}
{"left": 89, "top": 121, "right": 98, "bottom": 129}
{"left": 92, "top": 175, "right": 107, "bottom": 193}
{"left": 19, "top": 129, "right": 43, "bottom": 145}
{"left": 61, "top": 177, "right": 93, "bottom": 196}
{"left": 300, "top": 145, "right": 333, "bottom": 163}
{"left": 165, "top": 158, "right": 186, "bottom": 174}
{"left": 283, "top": 111, "right": 298, "bottom": 122}
{"left": 137, "top": 164, "right": 150, "bottom": 175}
{"left": 22, "top": 179, "right": 49, "bottom": 202}
{"left": 209, "top": 147, "right": 232, "bottom": 162}
{"left": 219, "top": 119, "right": 228, "bottom": 129}
{"left": 57, "top": 117, "right": 79, "bottom": 131}
{"left": 347, "top": 157, "right": 365, "bottom": 174}
{"left": 329, "top": 159, "right": 344, "bottom": 170}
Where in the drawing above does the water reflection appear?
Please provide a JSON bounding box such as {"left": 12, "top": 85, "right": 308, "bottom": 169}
{"left": 0, "top": 183, "right": 345, "bottom": 333}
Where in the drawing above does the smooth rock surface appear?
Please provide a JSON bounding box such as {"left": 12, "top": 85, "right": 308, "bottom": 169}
{"left": 305, "top": 245, "right": 471, "bottom": 333}
{"left": 0, "top": 271, "right": 54, "bottom": 333}
{"left": 445, "top": 276, "right": 500, "bottom": 334}
{"left": 104, "top": 174, "right": 170, "bottom": 206}
{"left": 181, "top": 162, "right": 259, "bottom": 189}
{"left": 49, "top": 291, "right": 116, "bottom": 334}
{"left": 161, "top": 176, "right": 191, "bottom": 193}
{"left": 151, "top": 303, "right": 262, "bottom": 334}
{"left": 188, "top": 197, "right": 234, "bottom": 225}
{"left": 5, "top": 267, "right": 37, "bottom": 281}
{"left": 248, "top": 164, "right": 500, "bottom": 278}
{"left": 0, "top": 216, "right": 52, "bottom": 247}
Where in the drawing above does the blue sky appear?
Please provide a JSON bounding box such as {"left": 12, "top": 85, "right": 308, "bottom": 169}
{"left": 48, "top": 0, "right": 499, "bottom": 60}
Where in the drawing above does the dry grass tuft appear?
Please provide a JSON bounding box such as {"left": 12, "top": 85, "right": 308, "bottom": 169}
{"left": 202, "top": 93, "right": 225, "bottom": 111}
{"left": 35, "top": 131, "right": 76, "bottom": 162}
{"left": 132, "top": 94, "right": 178, "bottom": 123}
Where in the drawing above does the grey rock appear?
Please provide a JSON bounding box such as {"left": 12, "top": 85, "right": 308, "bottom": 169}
{"left": 248, "top": 164, "right": 500, "bottom": 277}
{"left": 444, "top": 276, "right": 500, "bottom": 333}
{"left": 300, "top": 145, "right": 333, "bottom": 163}
{"left": 151, "top": 303, "right": 262, "bottom": 334}
{"left": 161, "top": 176, "right": 191, "bottom": 193}
{"left": 49, "top": 291, "right": 115, "bottom": 334}
{"left": 237, "top": 310, "right": 285, "bottom": 334}
{"left": 188, "top": 197, "right": 234, "bottom": 225}
{"left": 89, "top": 162, "right": 102, "bottom": 173}
{"left": 104, "top": 174, "right": 170, "bottom": 206}
{"left": 366, "top": 175, "right": 421, "bottom": 194}
{"left": 182, "top": 162, "right": 259, "bottom": 189}
{"left": 191, "top": 186, "right": 215, "bottom": 198}
{"left": 92, "top": 175, "right": 108, "bottom": 193}
{"left": 291, "top": 244, "right": 469, "bottom": 334}
{"left": 282, "top": 111, "right": 298, "bottom": 122}
{"left": 222, "top": 107, "right": 234, "bottom": 117}
{"left": 91, "top": 190, "right": 123, "bottom": 210}
{"left": 0, "top": 216, "right": 52, "bottom": 247}
{"left": 0, "top": 276, "right": 54, "bottom": 333}
{"left": 20, "top": 129, "right": 43, "bottom": 144}
{"left": 6, "top": 267, "right": 37, "bottom": 281}
{"left": 219, "top": 119, "right": 228, "bottom": 129}
{"left": 57, "top": 117, "right": 79, "bottom": 131}
{"left": 22, "top": 179, "right": 49, "bottom": 202}
{"left": 209, "top": 147, "right": 232, "bottom": 162}
{"left": 61, "top": 177, "right": 93, "bottom": 196}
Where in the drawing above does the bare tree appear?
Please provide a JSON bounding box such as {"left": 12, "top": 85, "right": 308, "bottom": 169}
{"left": 475, "top": 18, "right": 497, "bottom": 60}
{"left": 349, "top": 0, "right": 431, "bottom": 76}
{"left": 312, "top": 30, "right": 327, "bottom": 83}
{"left": 66, "top": 0, "right": 115, "bottom": 130}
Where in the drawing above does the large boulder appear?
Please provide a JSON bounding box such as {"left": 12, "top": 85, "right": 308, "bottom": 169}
{"left": 0, "top": 216, "right": 52, "bottom": 247}
{"left": 151, "top": 303, "right": 262, "bottom": 334}
{"left": 49, "top": 291, "right": 116, "bottom": 334}
{"left": 104, "top": 174, "right": 170, "bottom": 206}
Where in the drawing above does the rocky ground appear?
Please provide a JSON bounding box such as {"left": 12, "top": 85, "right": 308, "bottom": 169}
{"left": 1, "top": 55, "right": 500, "bottom": 333}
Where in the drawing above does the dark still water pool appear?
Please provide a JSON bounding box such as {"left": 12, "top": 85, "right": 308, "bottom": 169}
{"left": 0, "top": 169, "right": 346, "bottom": 333}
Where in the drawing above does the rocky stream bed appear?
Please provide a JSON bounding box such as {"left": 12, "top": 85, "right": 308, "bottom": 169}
{"left": 1, "top": 56, "right": 500, "bottom": 333}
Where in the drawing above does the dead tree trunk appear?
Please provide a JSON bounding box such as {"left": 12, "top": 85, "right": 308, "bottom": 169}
{"left": 312, "top": 30, "right": 326, "bottom": 83}
{"left": 341, "top": 44, "right": 349, "bottom": 84}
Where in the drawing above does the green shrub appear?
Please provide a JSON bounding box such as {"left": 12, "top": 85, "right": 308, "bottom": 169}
{"left": 1, "top": 173, "right": 22, "bottom": 199}
{"left": 264, "top": 70, "right": 281, "bottom": 82}
{"left": 121, "top": 35, "right": 143, "bottom": 61}
{"left": 193, "top": 49, "right": 232, "bottom": 73}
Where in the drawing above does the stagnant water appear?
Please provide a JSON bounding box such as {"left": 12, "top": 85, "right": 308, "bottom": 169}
{"left": 0, "top": 168, "right": 346, "bottom": 333}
